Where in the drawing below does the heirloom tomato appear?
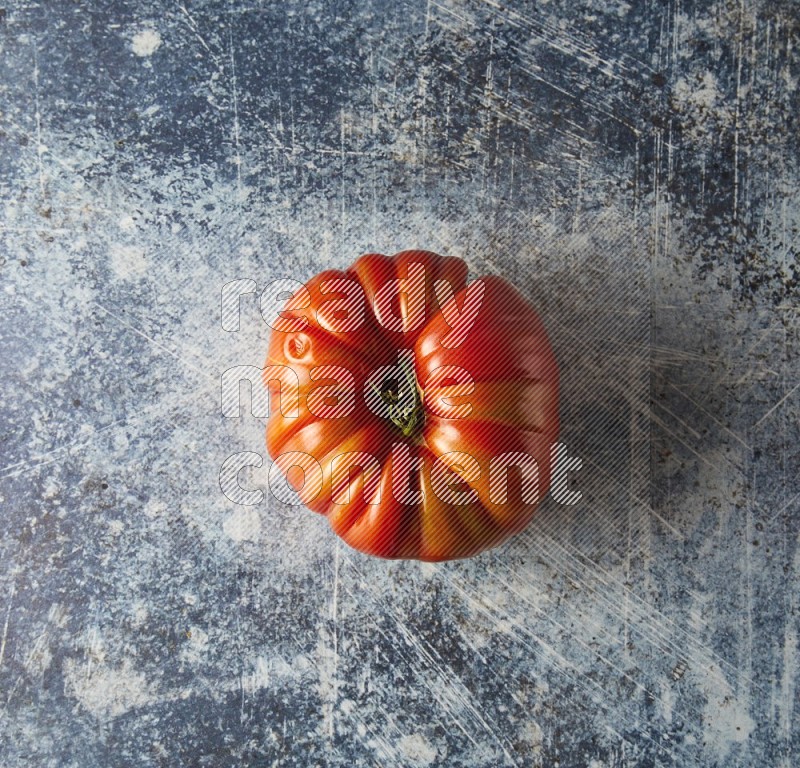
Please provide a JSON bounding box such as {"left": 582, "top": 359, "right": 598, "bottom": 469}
{"left": 265, "top": 250, "right": 559, "bottom": 561}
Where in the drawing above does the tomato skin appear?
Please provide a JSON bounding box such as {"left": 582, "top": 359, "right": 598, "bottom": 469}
{"left": 265, "top": 250, "right": 560, "bottom": 561}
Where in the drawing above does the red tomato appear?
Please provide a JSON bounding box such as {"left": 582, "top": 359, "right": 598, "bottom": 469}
{"left": 265, "top": 250, "right": 559, "bottom": 561}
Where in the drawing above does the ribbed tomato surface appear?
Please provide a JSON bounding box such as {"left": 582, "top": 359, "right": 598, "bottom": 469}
{"left": 265, "top": 250, "right": 559, "bottom": 561}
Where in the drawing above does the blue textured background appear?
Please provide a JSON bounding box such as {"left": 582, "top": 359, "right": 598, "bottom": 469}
{"left": 0, "top": 1, "right": 798, "bottom": 766}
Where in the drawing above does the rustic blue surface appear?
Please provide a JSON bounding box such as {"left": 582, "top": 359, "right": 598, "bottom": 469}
{"left": 1, "top": 1, "right": 798, "bottom": 766}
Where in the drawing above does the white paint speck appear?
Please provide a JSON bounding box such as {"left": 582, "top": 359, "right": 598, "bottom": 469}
{"left": 42, "top": 479, "right": 61, "bottom": 500}
{"left": 144, "top": 500, "right": 167, "bottom": 519}
{"left": 183, "top": 625, "right": 209, "bottom": 664}
{"left": 222, "top": 507, "right": 261, "bottom": 542}
{"left": 130, "top": 602, "right": 149, "bottom": 627}
{"left": 64, "top": 657, "right": 157, "bottom": 720}
{"left": 109, "top": 243, "right": 148, "bottom": 278}
{"left": 660, "top": 680, "right": 674, "bottom": 724}
{"left": 242, "top": 656, "right": 272, "bottom": 694}
{"left": 131, "top": 28, "right": 162, "bottom": 57}
{"left": 23, "top": 635, "right": 52, "bottom": 677}
{"left": 673, "top": 71, "right": 721, "bottom": 111}
{"left": 398, "top": 734, "right": 437, "bottom": 767}
{"left": 520, "top": 720, "right": 544, "bottom": 754}
{"left": 697, "top": 664, "right": 755, "bottom": 757}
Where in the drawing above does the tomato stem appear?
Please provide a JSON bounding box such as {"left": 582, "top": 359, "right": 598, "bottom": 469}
{"left": 374, "top": 355, "right": 425, "bottom": 437}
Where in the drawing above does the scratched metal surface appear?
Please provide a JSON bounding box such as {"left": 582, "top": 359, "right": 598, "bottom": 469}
{"left": 0, "top": 0, "right": 798, "bottom": 766}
